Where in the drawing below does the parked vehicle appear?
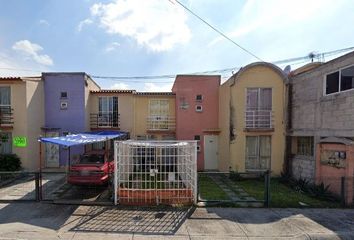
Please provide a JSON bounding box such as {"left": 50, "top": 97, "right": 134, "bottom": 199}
{"left": 68, "top": 150, "right": 114, "bottom": 185}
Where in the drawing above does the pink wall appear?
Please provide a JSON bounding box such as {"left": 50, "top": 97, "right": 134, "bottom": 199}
{"left": 316, "top": 143, "right": 354, "bottom": 205}
{"left": 172, "top": 75, "right": 220, "bottom": 170}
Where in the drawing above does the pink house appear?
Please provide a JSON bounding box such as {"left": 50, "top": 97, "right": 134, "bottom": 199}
{"left": 172, "top": 75, "right": 220, "bottom": 171}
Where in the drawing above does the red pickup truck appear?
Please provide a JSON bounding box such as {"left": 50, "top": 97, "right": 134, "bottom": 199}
{"left": 68, "top": 151, "right": 114, "bottom": 185}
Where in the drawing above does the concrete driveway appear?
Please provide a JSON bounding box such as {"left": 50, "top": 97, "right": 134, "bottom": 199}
{"left": 0, "top": 202, "right": 354, "bottom": 239}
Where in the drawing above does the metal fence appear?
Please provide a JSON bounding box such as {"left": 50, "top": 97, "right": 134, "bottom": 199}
{"left": 197, "top": 171, "right": 270, "bottom": 207}
{"left": 114, "top": 140, "right": 197, "bottom": 206}
{"left": 0, "top": 171, "right": 39, "bottom": 201}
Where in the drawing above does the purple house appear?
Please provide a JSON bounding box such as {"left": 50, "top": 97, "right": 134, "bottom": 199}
{"left": 42, "top": 72, "right": 100, "bottom": 168}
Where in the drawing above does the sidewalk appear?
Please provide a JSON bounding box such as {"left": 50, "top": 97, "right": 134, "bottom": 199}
{"left": 0, "top": 202, "right": 354, "bottom": 239}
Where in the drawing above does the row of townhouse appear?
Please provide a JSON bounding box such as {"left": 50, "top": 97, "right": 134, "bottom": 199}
{"left": 1, "top": 52, "right": 353, "bottom": 185}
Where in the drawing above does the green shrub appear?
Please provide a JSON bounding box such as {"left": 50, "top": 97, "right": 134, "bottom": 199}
{"left": 0, "top": 154, "right": 21, "bottom": 171}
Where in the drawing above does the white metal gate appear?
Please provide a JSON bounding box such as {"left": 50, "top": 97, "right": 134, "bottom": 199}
{"left": 114, "top": 140, "right": 197, "bottom": 206}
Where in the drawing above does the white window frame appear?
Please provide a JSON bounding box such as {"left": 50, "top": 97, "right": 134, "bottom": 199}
{"left": 0, "top": 86, "right": 11, "bottom": 109}
{"left": 323, "top": 64, "right": 354, "bottom": 96}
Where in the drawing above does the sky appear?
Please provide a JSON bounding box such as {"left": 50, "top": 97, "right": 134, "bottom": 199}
{"left": 0, "top": 0, "right": 354, "bottom": 91}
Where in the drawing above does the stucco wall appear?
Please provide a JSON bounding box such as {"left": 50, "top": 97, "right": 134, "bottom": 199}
{"left": 25, "top": 79, "right": 44, "bottom": 170}
{"left": 44, "top": 73, "right": 86, "bottom": 166}
{"left": 133, "top": 95, "right": 175, "bottom": 139}
{"left": 172, "top": 75, "right": 220, "bottom": 170}
{"left": 219, "top": 64, "right": 287, "bottom": 175}
{"left": 84, "top": 76, "right": 100, "bottom": 131}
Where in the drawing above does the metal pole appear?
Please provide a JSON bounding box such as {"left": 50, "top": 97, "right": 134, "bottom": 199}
{"left": 39, "top": 140, "right": 42, "bottom": 201}
{"left": 341, "top": 176, "right": 345, "bottom": 207}
{"left": 264, "top": 170, "right": 270, "bottom": 207}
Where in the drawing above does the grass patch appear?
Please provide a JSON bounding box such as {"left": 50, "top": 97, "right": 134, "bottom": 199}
{"left": 235, "top": 178, "right": 341, "bottom": 208}
{"left": 198, "top": 174, "right": 229, "bottom": 201}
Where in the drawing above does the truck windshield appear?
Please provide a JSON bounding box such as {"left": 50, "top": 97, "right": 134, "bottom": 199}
{"left": 79, "top": 154, "right": 104, "bottom": 164}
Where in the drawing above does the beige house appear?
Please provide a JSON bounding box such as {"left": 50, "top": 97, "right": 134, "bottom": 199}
{"left": 0, "top": 77, "right": 44, "bottom": 170}
{"left": 89, "top": 90, "right": 176, "bottom": 140}
{"left": 218, "top": 62, "right": 288, "bottom": 175}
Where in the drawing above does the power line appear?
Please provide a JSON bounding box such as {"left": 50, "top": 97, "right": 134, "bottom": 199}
{"left": 170, "top": 0, "right": 263, "bottom": 61}
{"left": 1, "top": 46, "right": 353, "bottom": 82}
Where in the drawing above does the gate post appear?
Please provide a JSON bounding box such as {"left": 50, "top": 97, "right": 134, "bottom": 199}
{"left": 264, "top": 170, "right": 271, "bottom": 207}
{"left": 341, "top": 176, "right": 346, "bottom": 207}
{"left": 35, "top": 172, "right": 41, "bottom": 201}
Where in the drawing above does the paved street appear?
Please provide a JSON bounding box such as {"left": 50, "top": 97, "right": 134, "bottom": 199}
{"left": 0, "top": 202, "right": 354, "bottom": 239}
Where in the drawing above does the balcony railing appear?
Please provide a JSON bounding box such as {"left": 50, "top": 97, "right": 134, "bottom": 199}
{"left": 0, "top": 106, "right": 14, "bottom": 128}
{"left": 147, "top": 115, "right": 175, "bottom": 131}
{"left": 90, "top": 113, "right": 120, "bottom": 129}
{"left": 245, "top": 110, "right": 273, "bottom": 129}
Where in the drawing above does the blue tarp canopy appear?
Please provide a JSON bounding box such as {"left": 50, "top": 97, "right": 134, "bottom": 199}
{"left": 39, "top": 131, "right": 128, "bottom": 147}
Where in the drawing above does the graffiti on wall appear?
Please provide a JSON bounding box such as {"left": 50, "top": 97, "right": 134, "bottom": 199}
{"left": 320, "top": 150, "right": 346, "bottom": 168}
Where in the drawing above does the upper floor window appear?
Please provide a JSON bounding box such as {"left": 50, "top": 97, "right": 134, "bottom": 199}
{"left": 0, "top": 87, "right": 11, "bottom": 107}
{"left": 98, "top": 96, "right": 118, "bottom": 127}
{"left": 325, "top": 65, "right": 354, "bottom": 95}
{"left": 149, "top": 99, "right": 169, "bottom": 116}
{"left": 245, "top": 88, "right": 272, "bottom": 129}
{"left": 196, "top": 94, "right": 203, "bottom": 101}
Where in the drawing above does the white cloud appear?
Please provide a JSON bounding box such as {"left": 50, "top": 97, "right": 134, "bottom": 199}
{"left": 77, "top": 18, "right": 93, "bottom": 32}
{"left": 12, "top": 40, "right": 53, "bottom": 66}
{"left": 209, "top": 0, "right": 341, "bottom": 47}
{"left": 90, "top": 0, "right": 191, "bottom": 51}
{"left": 143, "top": 82, "right": 173, "bottom": 92}
{"left": 38, "top": 19, "right": 50, "bottom": 26}
{"left": 105, "top": 42, "right": 120, "bottom": 52}
{"left": 109, "top": 82, "right": 130, "bottom": 90}
{"left": 0, "top": 52, "right": 43, "bottom": 77}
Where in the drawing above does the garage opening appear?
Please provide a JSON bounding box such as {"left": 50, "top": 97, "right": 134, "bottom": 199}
{"left": 114, "top": 140, "right": 197, "bottom": 206}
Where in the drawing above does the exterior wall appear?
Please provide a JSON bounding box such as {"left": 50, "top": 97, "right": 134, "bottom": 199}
{"left": 43, "top": 73, "right": 87, "bottom": 166}
{"left": 218, "top": 82, "right": 231, "bottom": 171}
{"left": 290, "top": 51, "right": 354, "bottom": 180}
{"left": 315, "top": 143, "right": 354, "bottom": 205}
{"left": 90, "top": 93, "right": 134, "bottom": 134}
{"left": 133, "top": 95, "right": 175, "bottom": 139}
{"left": 172, "top": 75, "right": 220, "bottom": 171}
{"left": 84, "top": 76, "right": 100, "bottom": 131}
{"left": 219, "top": 64, "right": 287, "bottom": 175}
{"left": 24, "top": 79, "right": 44, "bottom": 170}
{"left": 0, "top": 79, "right": 44, "bottom": 170}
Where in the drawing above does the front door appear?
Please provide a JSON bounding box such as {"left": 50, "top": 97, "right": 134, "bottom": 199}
{"left": 45, "top": 132, "right": 59, "bottom": 168}
{"left": 204, "top": 135, "right": 218, "bottom": 170}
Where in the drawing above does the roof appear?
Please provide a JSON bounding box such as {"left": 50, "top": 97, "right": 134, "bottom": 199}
{"left": 319, "top": 137, "right": 354, "bottom": 146}
{"left": 39, "top": 131, "right": 128, "bottom": 147}
{"left": 90, "top": 90, "right": 136, "bottom": 94}
{"left": 0, "top": 77, "right": 23, "bottom": 83}
{"left": 223, "top": 62, "right": 289, "bottom": 86}
{"left": 290, "top": 62, "right": 323, "bottom": 76}
{"left": 173, "top": 74, "right": 221, "bottom": 91}
{"left": 42, "top": 72, "right": 101, "bottom": 90}
{"left": 134, "top": 92, "right": 175, "bottom": 96}
{"left": 90, "top": 90, "right": 175, "bottom": 95}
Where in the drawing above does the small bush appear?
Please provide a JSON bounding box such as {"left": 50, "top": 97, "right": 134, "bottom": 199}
{"left": 229, "top": 170, "right": 242, "bottom": 181}
{"left": 0, "top": 154, "right": 21, "bottom": 171}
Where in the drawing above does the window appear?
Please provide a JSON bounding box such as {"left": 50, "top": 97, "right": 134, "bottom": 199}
{"left": 92, "top": 141, "right": 105, "bottom": 150}
{"left": 98, "top": 96, "right": 118, "bottom": 127}
{"left": 196, "top": 94, "right": 203, "bottom": 101}
{"left": 0, "top": 132, "right": 12, "bottom": 154}
{"left": 195, "top": 105, "right": 203, "bottom": 112}
{"left": 245, "top": 88, "right": 272, "bottom": 128}
{"left": 0, "top": 87, "right": 11, "bottom": 113}
{"left": 245, "top": 136, "right": 271, "bottom": 170}
{"left": 149, "top": 99, "right": 170, "bottom": 129}
{"left": 325, "top": 65, "right": 354, "bottom": 95}
{"left": 194, "top": 135, "right": 201, "bottom": 141}
{"left": 296, "top": 137, "right": 313, "bottom": 156}
{"left": 60, "top": 92, "right": 68, "bottom": 98}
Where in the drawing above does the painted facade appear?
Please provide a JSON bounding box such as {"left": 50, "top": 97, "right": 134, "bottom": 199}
{"left": 0, "top": 77, "right": 44, "bottom": 170}
{"left": 218, "top": 63, "right": 288, "bottom": 175}
{"left": 172, "top": 75, "right": 220, "bottom": 171}
{"left": 289, "top": 51, "right": 354, "bottom": 185}
{"left": 42, "top": 72, "right": 100, "bottom": 168}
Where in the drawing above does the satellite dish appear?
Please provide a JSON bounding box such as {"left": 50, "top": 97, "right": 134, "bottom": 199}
{"left": 283, "top": 65, "right": 291, "bottom": 75}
